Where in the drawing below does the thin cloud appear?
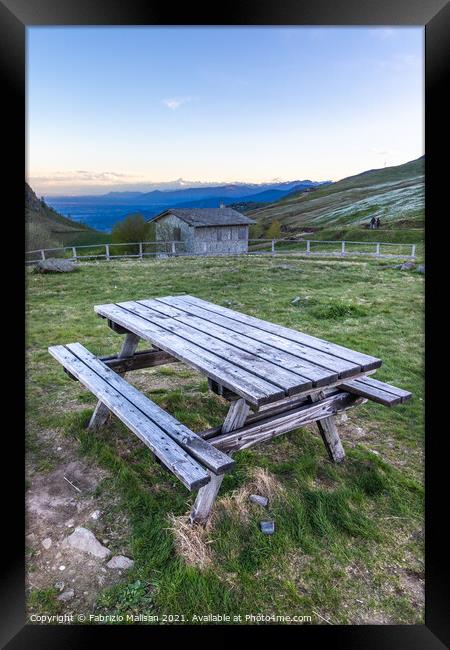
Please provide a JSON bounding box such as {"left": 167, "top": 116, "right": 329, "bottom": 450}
{"left": 162, "top": 96, "right": 193, "bottom": 110}
{"left": 30, "top": 171, "right": 141, "bottom": 184}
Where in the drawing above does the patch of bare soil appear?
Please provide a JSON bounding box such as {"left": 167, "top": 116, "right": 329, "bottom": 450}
{"left": 26, "top": 430, "right": 133, "bottom": 617}
{"left": 398, "top": 569, "right": 424, "bottom": 610}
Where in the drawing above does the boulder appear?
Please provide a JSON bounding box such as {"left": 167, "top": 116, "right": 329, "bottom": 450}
{"left": 34, "top": 258, "right": 77, "bottom": 273}
{"left": 63, "top": 526, "right": 111, "bottom": 559}
{"left": 106, "top": 555, "right": 134, "bottom": 570}
{"left": 400, "top": 261, "right": 416, "bottom": 271}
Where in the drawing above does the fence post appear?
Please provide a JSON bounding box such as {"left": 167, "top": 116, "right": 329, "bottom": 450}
{"left": 40, "top": 249, "right": 46, "bottom": 261}
{"left": 411, "top": 244, "right": 416, "bottom": 258}
{"left": 72, "top": 246, "right": 77, "bottom": 260}
{"left": 139, "top": 242, "right": 143, "bottom": 260}
{"left": 306, "top": 240, "right": 311, "bottom": 255}
{"left": 341, "top": 241, "right": 346, "bottom": 257}
{"left": 105, "top": 244, "right": 110, "bottom": 261}
{"left": 271, "top": 239, "right": 275, "bottom": 256}
{"left": 171, "top": 241, "right": 176, "bottom": 256}
{"left": 376, "top": 243, "right": 380, "bottom": 257}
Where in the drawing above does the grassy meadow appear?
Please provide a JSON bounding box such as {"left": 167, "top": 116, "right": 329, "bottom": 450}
{"left": 26, "top": 253, "right": 424, "bottom": 624}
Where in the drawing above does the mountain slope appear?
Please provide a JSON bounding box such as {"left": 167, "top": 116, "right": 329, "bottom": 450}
{"left": 246, "top": 157, "right": 424, "bottom": 233}
{"left": 26, "top": 183, "right": 99, "bottom": 249}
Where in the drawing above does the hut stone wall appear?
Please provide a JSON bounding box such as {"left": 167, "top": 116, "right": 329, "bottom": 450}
{"left": 155, "top": 215, "right": 249, "bottom": 254}
{"left": 192, "top": 225, "right": 249, "bottom": 255}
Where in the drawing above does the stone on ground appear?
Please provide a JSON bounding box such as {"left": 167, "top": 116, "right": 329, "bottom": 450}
{"left": 106, "top": 555, "right": 134, "bottom": 570}
{"left": 41, "top": 537, "right": 52, "bottom": 550}
{"left": 260, "top": 520, "right": 275, "bottom": 535}
{"left": 249, "top": 494, "right": 269, "bottom": 507}
{"left": 57, "top": 589, "right": 75, "bottom": 602}
{"left": 63, "top": 526, "right": 111, "bottom": 559}
{"left": 34, "top": 258, "right": 77, "bottom": 273}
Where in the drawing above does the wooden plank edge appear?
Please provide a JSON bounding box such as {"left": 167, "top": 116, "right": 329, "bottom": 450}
{"left": 48, "top": 344, "right": 211, "bottom": 490}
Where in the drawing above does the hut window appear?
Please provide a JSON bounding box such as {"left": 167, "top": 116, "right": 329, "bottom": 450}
{"left": 173, "top": 227, "right": 181, "bottom": 241}
{"left": 217, "top": 229, "right": 223, "bottom": 241}
{"left": 238, "top": 227, "right": 246, "bottom": 240}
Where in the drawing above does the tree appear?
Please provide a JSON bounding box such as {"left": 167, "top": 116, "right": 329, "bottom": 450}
{"left": 266, "top": 219, "right": 282, "bottom": 240}
{"left": 111, "top": 213, "right": 153, "bottom": 255}
{"left": 249, "top": 222, "right": 264, "bottom": 240}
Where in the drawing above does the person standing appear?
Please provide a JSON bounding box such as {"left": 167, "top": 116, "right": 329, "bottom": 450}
{"left": 376, "top": 217, "right": 381, "bottom": 229}
{"left": 370, "top": 216, "right": 376, "bottom": 229}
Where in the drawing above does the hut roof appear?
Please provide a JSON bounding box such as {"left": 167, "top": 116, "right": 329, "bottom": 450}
{"left": 151, "top": 207, "right": 255, "bottom": 227}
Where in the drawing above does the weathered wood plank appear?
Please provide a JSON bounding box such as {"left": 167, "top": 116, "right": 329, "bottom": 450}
{"left": 208, "top": 391, "right": 361, "bottom": 454}
{"left": 156, "top": 296, "right": 360, "bottom": 379}
{"left": 176, "top": 295, "right": 381, "bottom": 372}
{"left": 116, "top": 300, "right": 313, "bottom": 395}
{"left": 89, "top": 332, "right": 141, "bottom": 429}
{"left": 339, "top": 376, "right": 411, "bottom": 406}
{"left": 347, "top": 375, "right": 411, "bottom": 399}
{"left": 100, "top": 349, "right": 177, "bottom": 373}
{"left": 48, "top": 344, "right": 210, "bottom": 490}
{"left": 309, "top": 391, "right": 345, "bottom": 463}
{"left": 94, "top": 303, "right": 284, "bottom": 405}
{"left": 190, "top": 398, "right": 250, "bottom": 525}
{"left": 66, "top": 343, "right": 234, "bottom": 476}
{"left": 138, "top": 298, "right": 335, "bottom": 387}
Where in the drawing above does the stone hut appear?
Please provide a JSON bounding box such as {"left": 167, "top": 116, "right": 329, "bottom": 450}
{"left": 150, "top": 207, "right": 255, "bottom": 255}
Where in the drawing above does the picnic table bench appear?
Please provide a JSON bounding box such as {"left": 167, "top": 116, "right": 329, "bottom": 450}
{"left": 48, "top": 294, "right": 411, "bottom": 524}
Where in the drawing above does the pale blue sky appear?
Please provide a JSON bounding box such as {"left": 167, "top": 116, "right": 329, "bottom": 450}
{"left": 27, "top": 26, "right": 424, "bottom": 195}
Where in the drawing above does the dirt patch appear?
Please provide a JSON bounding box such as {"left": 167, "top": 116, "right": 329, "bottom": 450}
{"left": 398, "top": 569, "right": 424, "bottom": 610}
{"left": 26, "top": 432, "right": 133, "bottom": 617}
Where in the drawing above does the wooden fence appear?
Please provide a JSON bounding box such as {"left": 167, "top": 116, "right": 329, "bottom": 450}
{"left": 25, "top": 238, "right": 418, "bottom": 265}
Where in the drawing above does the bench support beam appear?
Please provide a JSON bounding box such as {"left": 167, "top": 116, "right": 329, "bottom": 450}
{"left": 88, "top": 332, "right": 141, "bottom": 429}
{"left": 309, "top": 391, "right": 345, "bottom": 463}
{"left": 190, "top": 398, "right": 250, "bottom": 525}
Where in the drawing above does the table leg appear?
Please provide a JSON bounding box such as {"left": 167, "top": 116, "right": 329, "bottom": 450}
{"left": 309, "top": 391, "right": 345, "bottom": 463}
{"left": 88, "top": 332, "right": 141, "bottom": 429}
{"left": 190, "top": 398, "right": 250, "bottom": 525}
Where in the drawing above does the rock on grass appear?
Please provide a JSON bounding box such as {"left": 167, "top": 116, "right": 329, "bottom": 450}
{"left": 34, "top": 258, "right": 77, "bottom": 273}
{"left": 63, "top": 527, "right": 111, "bottom": 559}
{"left": 106, "top": 555, "right": 134, "bottom": 570}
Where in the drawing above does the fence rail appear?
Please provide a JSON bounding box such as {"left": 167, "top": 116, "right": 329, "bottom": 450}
{"left": 25, "top": 238, "right": 418, "bottom": 265}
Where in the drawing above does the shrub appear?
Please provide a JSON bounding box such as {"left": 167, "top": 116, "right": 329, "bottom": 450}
{"left": 111, "top": 213, "right": 154, "bottom": 255}
{"left": 266, "top": 219, "right": 282, "bottom": 240}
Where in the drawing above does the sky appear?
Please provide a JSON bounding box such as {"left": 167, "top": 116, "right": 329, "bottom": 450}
{"left": 26, "top": 26, "right": 424, "bottom": 196}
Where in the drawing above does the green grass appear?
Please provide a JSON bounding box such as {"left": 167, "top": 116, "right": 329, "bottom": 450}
{"left": 26, "top": 254, "right": 424, "bottom": 624}
{"left": 28, "top": 588, "right": 62, "bottom": 615}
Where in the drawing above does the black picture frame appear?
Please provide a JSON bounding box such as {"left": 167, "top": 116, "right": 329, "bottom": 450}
{"left": 2, "top": 0, "right": 448, "bottom": 646}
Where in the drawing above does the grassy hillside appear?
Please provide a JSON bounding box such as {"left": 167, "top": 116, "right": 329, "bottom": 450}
{"left": 26, "top": 254, "right": 423, "bottom": 624}
{"left": 26, "top": 183, "right": 104, "bottom": 249}
{"left": 246, "top": 157, "right": 424, "bottom": 238}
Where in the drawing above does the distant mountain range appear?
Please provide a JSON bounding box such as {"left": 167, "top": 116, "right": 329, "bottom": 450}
{"left": 46, "top": 179, "right": 328, "bottom": 205}
{"left": 44, "top": 179, "right": 329, "bottom": 232}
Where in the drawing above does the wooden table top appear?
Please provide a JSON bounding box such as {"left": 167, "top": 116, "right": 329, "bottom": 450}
{"left": 95, "top": 295, "right": 382, "bottom": 406}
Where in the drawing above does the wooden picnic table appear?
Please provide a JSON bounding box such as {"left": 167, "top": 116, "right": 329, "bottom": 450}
{"left": 49, "top": 295, "right": 411, "bottom": 525}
